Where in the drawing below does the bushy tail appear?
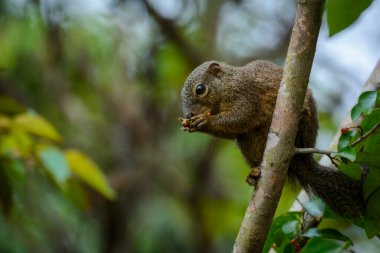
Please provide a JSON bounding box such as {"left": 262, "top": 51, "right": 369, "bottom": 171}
{"left": 290, "top": 155, "right": 364, "bottom": 218}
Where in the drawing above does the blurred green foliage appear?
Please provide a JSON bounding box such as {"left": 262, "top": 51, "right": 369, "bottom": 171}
{"left": 0, "top": 100, "right": 115, "bottom": 201}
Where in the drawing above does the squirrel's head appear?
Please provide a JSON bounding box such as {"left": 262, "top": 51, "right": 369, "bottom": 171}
{"left": 181, "top": 61, "right": 225, "bottom": 119}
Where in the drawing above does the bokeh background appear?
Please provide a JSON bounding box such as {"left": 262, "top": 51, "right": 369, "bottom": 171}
{"left": 0, "top": 0, "right": 380, "bottom": 252}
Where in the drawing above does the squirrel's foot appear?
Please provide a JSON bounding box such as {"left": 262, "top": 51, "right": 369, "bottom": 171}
{"left": 246, "top": 167, "right": 261, "bottom": 186}
{"left": 188, "top": 112, "right": 211, "bottom": 132}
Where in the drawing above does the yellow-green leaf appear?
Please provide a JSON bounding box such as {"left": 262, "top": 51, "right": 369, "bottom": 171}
{"left": 0, "top": 115, "right": 11, "bottom": 128}
{"left": 65, "top": 149, "right": 116, "bottom": 200}
{"left": 0, "top": 129, "right": 33, "bottom": 157}
{"left": 13, "top": 112, "right": 61, "bottom": 142}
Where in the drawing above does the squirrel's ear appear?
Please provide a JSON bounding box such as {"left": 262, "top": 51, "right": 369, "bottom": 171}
{"left": 207, "top": 62, "right": 222, "bottom": 78}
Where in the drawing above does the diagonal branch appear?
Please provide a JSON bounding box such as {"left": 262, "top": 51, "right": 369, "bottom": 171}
{"left": 233, "top": 1, "right": 323, "bottom": 252}
{"left": 351, "top": 121, "right": 380, "bottom": 147}
{"left": 141, "top": 0, "right": 204, "bottom": 67}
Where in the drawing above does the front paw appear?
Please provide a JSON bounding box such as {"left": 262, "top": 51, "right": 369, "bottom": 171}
{"left": 246, "top": 167, "right": 261, "bottom": 186}
{"left": 188, "top": 112, "right": 211, "bottom": 132}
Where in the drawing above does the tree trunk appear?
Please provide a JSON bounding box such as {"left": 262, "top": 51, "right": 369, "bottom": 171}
{"left": 233, "top": 1, "right": 323, "bottom": 252}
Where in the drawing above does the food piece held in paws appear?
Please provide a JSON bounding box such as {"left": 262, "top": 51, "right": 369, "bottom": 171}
{"left": 178, "top": 117, "right": 191, "bottom": 129}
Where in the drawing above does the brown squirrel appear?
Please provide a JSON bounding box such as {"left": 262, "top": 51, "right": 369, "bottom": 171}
{"left": 180, "top": 60, "right": 364, "bottom": 218}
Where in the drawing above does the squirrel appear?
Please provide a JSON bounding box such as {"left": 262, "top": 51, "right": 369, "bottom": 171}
{"left": 180, "top": 60, "right": 364, "bottom": 218}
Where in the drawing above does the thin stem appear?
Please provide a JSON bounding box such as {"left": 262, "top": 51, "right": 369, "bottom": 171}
{"left": 294, "top": 148, "right": 339, "bottom": 166}
{"left": 295, "top": 122, "right": 380, "bottom": 154}
{"left": 294, "top": 147, "right": 333, "bottom": 155}
{"left": 351, "top": 121, "right": 380, "bottom": 147}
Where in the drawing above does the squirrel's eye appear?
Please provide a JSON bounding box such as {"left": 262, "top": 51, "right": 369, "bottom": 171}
{"left": 195, "top": 84, "right": 206, "bottom": 95}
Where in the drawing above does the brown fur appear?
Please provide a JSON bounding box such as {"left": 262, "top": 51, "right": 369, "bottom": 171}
{"left": 181, "top": 60, "right": 364, "bottom": 217}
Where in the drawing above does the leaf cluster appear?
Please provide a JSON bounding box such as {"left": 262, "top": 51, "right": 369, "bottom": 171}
{"left": 264, "top": 198, "right": 352, "bottom": 253}
{"left": 265, "top": 90, "right": 380, "bottom": 252}
{"left": 336, "top": 90, "right": 380, "bottom": 237}
{"left": 0, "top": 96, "right": 116, "bottom": 214}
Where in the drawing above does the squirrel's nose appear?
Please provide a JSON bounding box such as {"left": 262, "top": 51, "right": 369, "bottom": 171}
{"left": 185, "top": 112, "right": 194, "bottom": 119}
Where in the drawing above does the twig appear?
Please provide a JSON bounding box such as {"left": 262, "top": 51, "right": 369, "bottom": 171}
{"left": 351, "top": 121, "right": 380, "bottom": 147}
{"left": 295, "top": 147, "right": 339, "bottom": 166}
{"left": 294, "top": 148, "right": 333, "bottom": 155}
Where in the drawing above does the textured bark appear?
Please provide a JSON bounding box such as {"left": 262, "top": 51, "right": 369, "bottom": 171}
{"left": 233, "top": 1, "right": 323, "bottom": 252}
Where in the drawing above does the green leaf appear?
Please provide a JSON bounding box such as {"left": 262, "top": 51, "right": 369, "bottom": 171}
{"left": 364, "top": 188, "right": 380, "bottom": 238}
{"left": 364, "top": 218, "right": 380, "bottom": 239}
{"left": 302, "top": 228, "right": 353, "bottom": 248}
{"left": 275, "top": 237, "right": 292, "bottom": 253}
{"left": 362, "top": 132, "right": 380, "bottom": 153}
{"left": 359, "top": 91, "right": 378, "bottom": 115}
{"left": 351, "top": 91, "right": 378, "bottom": 122}
{"left": 355, "top": 152, "right": 380, "bottom": 169}
{"left": 300, "top": 237, "right": 344, "bottom": 253}
{"left": 363, "top": 170, "right": 380, "bottom": 200}
{"left": 351, "top": 103, "right": 362, "bottom": 122}
{"left": 283, "top": 242, "right": 295, "bottom": 253}
{"left": 39, "top": 147, "right": 70, "bottom": 186}
{"left": 13, "top": 112, "right": 62, "bottom": 142}
{"left": 327, "top": 0, "right": 373, "bottom": 36}
{"left": 337, "top": 131, "right": 355, "bottom": 151}
{"left": 263, "top": 212, "right": 301, "bottom": 253}
{"left": 300, "top": 198, "right": 325, "bottom": 219}
{"left": 338, "top": 162, "right": 361, "bottom": 180}
{"left": 273, "top": 230, "right": 287, "bottom": 248}
{"left": 282, "top": 220, "right": 299, "bottom": 237}
{"left": 333, "top": 146, "right": 356, "bottom": 162}
{"left": 360, "top": 108, "right": 380, "bottom": 133}
{"left": 338, "top": 151, "right": 380, "bottom": 182}
{"left": 65, "top": 149, "right": 116, "bottom": 200}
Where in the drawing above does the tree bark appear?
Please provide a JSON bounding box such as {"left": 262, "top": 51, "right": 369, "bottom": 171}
{"left": 233, "top": 1, "right": 323, "bottom": 252}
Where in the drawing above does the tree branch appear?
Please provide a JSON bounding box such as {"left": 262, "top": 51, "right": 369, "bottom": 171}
{"left": 141, "top": 0, "right": 204, "bottom": 67}
{"left": 233, "top": 1, "right": 323, "bottom": 252}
